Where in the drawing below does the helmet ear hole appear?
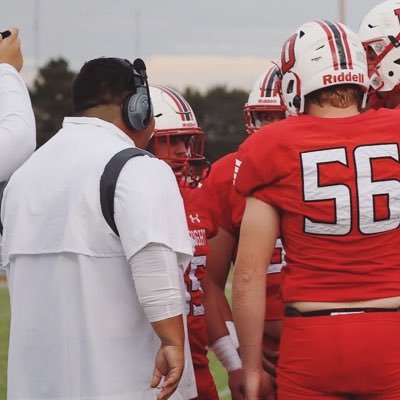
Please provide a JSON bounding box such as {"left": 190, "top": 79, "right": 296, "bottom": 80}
{"left": 287, "top": 80, "right": 294, "bottom": 94}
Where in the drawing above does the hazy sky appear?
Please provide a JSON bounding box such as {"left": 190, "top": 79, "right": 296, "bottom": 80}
{"left": 1, "top": 0, "right": 381, "bottom": 92}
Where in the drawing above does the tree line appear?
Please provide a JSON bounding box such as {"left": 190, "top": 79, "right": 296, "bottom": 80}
{"left": 30, "top": 58, "right": 250, "bottom": 163}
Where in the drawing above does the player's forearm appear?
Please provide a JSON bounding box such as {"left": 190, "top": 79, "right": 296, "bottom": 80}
{"left": 205, "top": 227, "right": 237, "bottom": 343}
{"left": 232, "top": 258, "right": 265, "bottom": 372}
{"left": 203, "top": 279, "right": 231, "bottom": 344}
{"left": 208, "top": 228, "right": 236, "bottom": 290}
{"left": 151, "top": 315, "right": 184, "bottom": 347}
{"left": 232, "top": 197, "right": 280, "bottom": 373}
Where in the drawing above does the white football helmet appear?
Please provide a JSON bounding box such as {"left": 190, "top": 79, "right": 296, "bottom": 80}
{"left": 244, "top": 64, "right": 286, "bottom": 135}
{"left": 358, "top": 0, "right": 400, "bottom": 94}
{"left": 280, "top": 20, "right": 369, "bottom": 115}
{"left": 149, "top": 85, "right": 210, "bottom": 186}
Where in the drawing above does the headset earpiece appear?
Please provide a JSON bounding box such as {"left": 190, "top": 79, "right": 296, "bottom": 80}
{"left": 109, "top": 57, "right": 153, "bottom": 131}
{"left": 123, "top": 89, "right": 153, "bottom": 131}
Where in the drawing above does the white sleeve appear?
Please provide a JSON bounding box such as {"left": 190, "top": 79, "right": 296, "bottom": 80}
{"left": 0, "top": 64, "right": 36, "bottom": 181}
{"left": 114, "top": 156, "right": 193, "bottom": 262}
{"left": 129, "top": 242, "right": 183, "bottom": 322}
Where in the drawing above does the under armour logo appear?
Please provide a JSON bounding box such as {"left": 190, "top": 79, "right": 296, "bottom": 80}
{"left": 189, "top": 213, "right": 201, "bottom": 223}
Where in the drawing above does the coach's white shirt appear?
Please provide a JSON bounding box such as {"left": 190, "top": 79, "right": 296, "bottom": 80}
{"left": 2, "top": 117, "right": 196, "bottom": 400}
{"left": 0, "top": 63, "right": 36, "bottom": 181}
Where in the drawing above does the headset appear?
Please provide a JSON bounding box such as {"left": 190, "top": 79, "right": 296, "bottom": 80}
{"left": 112, "top": 57, "right": 153, "bottom": 131}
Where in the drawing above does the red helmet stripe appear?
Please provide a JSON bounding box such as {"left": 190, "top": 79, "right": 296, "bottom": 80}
{"left": 324, "top": 20, "right": 352, "bottom": 70}
{"left": 260, "top": 67, "right": 273, "bottom": 97}
{"left": 316, "top": 20, "right": 339, "bottom": 70}
{"left": 335, "top": 22, "right": 353, "bottom": 69}
{"left": 260, "top": 66, "right": 278, "bottom": 98}
{"left": 319, "top": 20, "right": 352, "bottom": 70}
{"left": 153, "top": 85, "right": 193, "bottom": 121}
{"left": 264, "top": 67, "right": 279, "bottom": 97}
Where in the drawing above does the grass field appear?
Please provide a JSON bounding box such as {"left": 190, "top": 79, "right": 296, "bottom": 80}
{"left": 0, "top": 286, "right": 231, "bottom": 399}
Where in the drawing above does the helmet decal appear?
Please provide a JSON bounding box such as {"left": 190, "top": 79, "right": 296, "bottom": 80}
{"left": 152, "top": 84, "right": 194, "bottom": 122}
{"left": 316, "top": 20, "right": 353, "bottom": 70}
{"left": 244, "top": 64, "right": 286, "bottom": 135}
{"left": 281, "top": 33, "right": 297, "bottom": 74}
{"left": 260, "top": 67, "right": 280, "bottom": 98}
{"left": 395, "top": 8, "right": 400, "bottom": 23}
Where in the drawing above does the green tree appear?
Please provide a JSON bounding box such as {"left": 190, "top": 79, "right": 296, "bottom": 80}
{"left": 184, "top": 86, "right": 248, "bottom": 162}
{"left": 30, "top": 58, "right": 76, "bottom": 147}
{"left": 29, "top": 59, "right": 248, "bottom": 162}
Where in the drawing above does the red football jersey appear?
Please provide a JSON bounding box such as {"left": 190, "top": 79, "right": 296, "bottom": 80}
{"left": 204, "top": 153, "right": 237, "bottom": 234}
{"left": 181, "top": 186, "right": 219, "bottom": 368}
{"left": 206, "top": 152, "right": 285, "bottom": 320}
{"left": 235, "top": 108, "right": 400, "bottom": 303}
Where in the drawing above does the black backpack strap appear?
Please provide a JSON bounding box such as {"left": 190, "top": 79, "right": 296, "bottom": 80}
{"left": 100, "top": 147, "right": 154, "bottom": 236}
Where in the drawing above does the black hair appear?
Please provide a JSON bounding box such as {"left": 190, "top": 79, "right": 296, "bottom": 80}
{"left": 72, "top": 57, "right": 137, "bottom": 113}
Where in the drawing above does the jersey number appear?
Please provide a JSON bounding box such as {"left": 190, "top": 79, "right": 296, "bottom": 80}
{"left": 184, "top": 255, "right": 206, "bottom": 317}
{"left": 301, "top": 145, "right": 400, "bottom": 235}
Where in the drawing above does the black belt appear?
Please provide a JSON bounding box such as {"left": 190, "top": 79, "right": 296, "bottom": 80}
{"left": 284, "top": 306, "right": 400, "bottom": 317}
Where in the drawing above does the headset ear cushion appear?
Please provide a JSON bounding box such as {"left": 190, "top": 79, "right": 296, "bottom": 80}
{"left": 123, "top": 93, "right": 148, "bottom": 131}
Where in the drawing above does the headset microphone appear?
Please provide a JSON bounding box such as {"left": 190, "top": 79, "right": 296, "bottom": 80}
{"left": 0, "top": 30, "right": 11, "bottom": 39}
{"left": 133, "top": 58, "right": 147, "bottom": 79}
{"left": 133, "top": 58, "right": 152, "bottom": 125}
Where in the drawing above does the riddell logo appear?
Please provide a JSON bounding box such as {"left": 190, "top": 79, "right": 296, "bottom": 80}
{"left": 183, "top": 122, "right": 196, "bottom": 128}
{"left": 322, "top": 72, "right": 364, "bottom": 85}
{"left": 258, "top": 99, "right": 279, "bottom": 104}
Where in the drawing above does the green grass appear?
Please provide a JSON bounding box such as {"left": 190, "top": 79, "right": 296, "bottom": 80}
{"left": 0, "top": 285, "right": 232, "bottom": 400}
{"left": 208, "top": 349, "right": 230, "bottom": 399}
{"left": 209, "top": 278, "right": 232, "bottom": 399}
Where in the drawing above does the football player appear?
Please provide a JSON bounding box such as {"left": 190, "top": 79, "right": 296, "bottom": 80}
{"left": 203, "top": 64, "right": 286, "bottom": 400}
{"left": 359, "top": 0, "right": 400, "bottom": 109}
{"left": 233, "top": 19, "right": 400, "bottom": 400}
{"left": 148, "top": 85, "right": 219, "bottom": 400}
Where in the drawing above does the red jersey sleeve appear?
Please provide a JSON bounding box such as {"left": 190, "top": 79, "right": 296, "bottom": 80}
{"left": 234, "top": 124, "right": 284, "bottom": 209}
{"left": 202, "top": 153, "right": 238, "bottom": 234}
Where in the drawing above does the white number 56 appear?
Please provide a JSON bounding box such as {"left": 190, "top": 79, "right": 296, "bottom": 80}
{"left": 301, "top": 144, "right": 400, "bottom": 235}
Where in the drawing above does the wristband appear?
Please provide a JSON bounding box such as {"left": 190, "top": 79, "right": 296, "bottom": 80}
{"left": 210, "top": 335, "right": 242, "bottom": 372}
{"left": 225, "top": 320, "right": 239, "bottom": 350}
